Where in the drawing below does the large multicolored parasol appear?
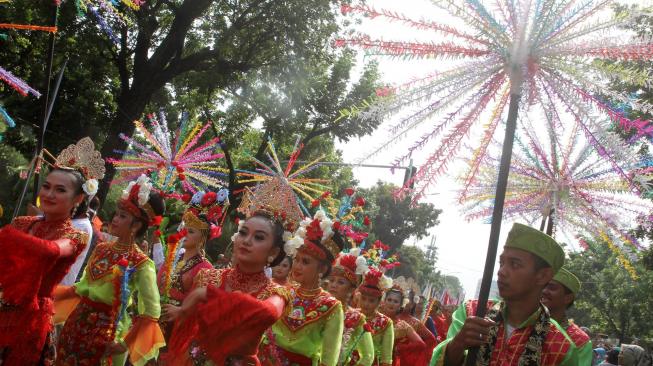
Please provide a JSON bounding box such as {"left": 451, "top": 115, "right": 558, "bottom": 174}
{"left": 338, "top": 1, "right": 653, "bottom": 204}
{"left": 108, "top": 110, "right": 228, "bottom": 194}
{"left": 339, "top": 1, "right": 653, "bottom": 354}
{"left": 459, "top": 117, "right": 653, "bottom": 279}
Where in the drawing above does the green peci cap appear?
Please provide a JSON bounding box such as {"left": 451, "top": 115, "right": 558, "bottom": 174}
{"left": 505, "top": 223, "right": 565, "bottom": 273}
{"left": 553, "top": 268, "right": 581, "bottom": 294}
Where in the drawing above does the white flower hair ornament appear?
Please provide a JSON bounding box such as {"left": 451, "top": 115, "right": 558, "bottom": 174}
{"left": 284, "top": 209, "right": 341, "bottom": 260}
{"left": 82, "top": 179, "right": 99, "bottom": 196}
{"left": 119, "top": 174, "right": 157, "bottom": 221}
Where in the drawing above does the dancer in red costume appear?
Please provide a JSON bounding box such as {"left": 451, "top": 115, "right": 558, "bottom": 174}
{"left": 157, "top": 190, "right": 228, "bottom": 340}
{"left": 165, "top": 177, "right": 305, "bottom": 365}
{"left": 396, "top": 291, "right": 437, "bottom": 365}
{"left": 0, "top": 137, "right": 104, "bottom": 366}
{"left": 271, "top": 255, "right": 292, "bottom": 286}
{"left": 382, "top": 288, "right": 428, "bottom": 366}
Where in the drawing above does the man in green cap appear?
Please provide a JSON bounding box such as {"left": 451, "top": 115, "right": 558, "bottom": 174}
{"left": 430, "top": 223, "right": 577, "bottom": 365}
{"left": 542, "top": 268, "right": 593, "bottom": 365}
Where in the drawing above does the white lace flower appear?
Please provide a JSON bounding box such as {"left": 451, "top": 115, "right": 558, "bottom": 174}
{"left": 295, "top": 227, "right": 307, "bottom": 239}
{"left": 315, "top": 209, "right": 326, "bottom": 221}
{"left": 355, "top": 256, "right": 368, "bottom": 275}
{"left": 82, "top": 179, "right": 98, "bottom": 196}
{"left": 380, "top": 275, "right": 393, "bottom": 291}
{"left": 122, "top": 181, "right": 135, "bottom": 200}
{"left": 284, "top": 236, "right": 304, "bottom": 257}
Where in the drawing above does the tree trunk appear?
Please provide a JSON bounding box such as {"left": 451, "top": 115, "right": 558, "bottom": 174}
{"left": 96, "top": 87, "right": 153, "bottom": 204}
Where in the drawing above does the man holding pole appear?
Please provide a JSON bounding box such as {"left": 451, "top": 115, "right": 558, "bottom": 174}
{"left": 542, "top": 268, "right": 593, "bottom": 365}
{"left": 430, "top": 223, "right": 578, "bottom": 365}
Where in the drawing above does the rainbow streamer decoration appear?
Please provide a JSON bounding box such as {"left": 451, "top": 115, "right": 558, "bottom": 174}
{"left": 0, "top": 66, "right": 41, "bottom": 98}
{"left": 108, "top": 110, "right": 228, "bottom": 194}
{"left": 459, "top": 116, "right": 652, "bottom": 278}
{"left": 75, "top": 0, "right": 145, "bottom": 44}
{"left": 338, "top": 1, "right": 653, "bottom": 204}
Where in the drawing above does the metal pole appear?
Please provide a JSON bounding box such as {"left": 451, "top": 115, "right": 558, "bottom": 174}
{"left": 465, "top": 92, "right": 521, "bottom": 365}
{"left": 12, "top": 60, "right": 67, "bottom": 219}
{"left": 545, "top": 209, "right": 555, "bottom": 236}
{"left": 31, "top": 5, "right": 59, "bottom": 204}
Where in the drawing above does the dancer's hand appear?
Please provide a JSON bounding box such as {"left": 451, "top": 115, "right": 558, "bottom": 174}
{"left": 179, "top": 287, "right": 208, "bottom": 315}
{"left": 107, "top": 341, "right": 127, "bottom": 355}
{"left": 161, "top": 304, "right": 182, "bottom": 322}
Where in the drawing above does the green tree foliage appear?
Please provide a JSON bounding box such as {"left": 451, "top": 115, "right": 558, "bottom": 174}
{"left": 1, "top": 0, "right": 367, "bottom": 201}
{"left": 565, "top": 238, "right": 653, "bottom": 343}
{"left": 360, "top": 182, "right": 442, "bottom": 253}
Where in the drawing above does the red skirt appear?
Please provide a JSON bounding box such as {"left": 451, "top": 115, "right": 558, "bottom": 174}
{"left": 56, "top": 297, "right": 115, "bottom": 366}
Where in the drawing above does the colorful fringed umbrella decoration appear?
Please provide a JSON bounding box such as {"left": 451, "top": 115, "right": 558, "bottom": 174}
{"left": 337, "top": 1, "right": 653, "bottom": 204}
{"left": 0, "top": 105, "right": 15, "bottom": 140}
{"left": 459, "top": 117, "right": 653, "bottom": 279}
{"left": 75, "top": 0, "right": 145, "bottom": 44}
{"left": 108, "top": 110, "right": 228, "bottom": 194}
{"left": 236, "top": 137, "right": 331, "bottom": 216}
{"left": 0, "top": 66, "right": 41, "bottom": 98}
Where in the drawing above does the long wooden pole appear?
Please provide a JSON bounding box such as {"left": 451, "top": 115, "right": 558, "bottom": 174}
{"left": 31, "top": 5, "right": 59, "bottom": 204}
{"left": 464, "top": 91, "right": 521, "bottom": 365}
{"left": 12, "top": 5, "right": 60, "bottom": 219}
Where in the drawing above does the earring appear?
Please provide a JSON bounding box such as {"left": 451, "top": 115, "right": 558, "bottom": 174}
{"left": 267, "top": 256, "right": 274, "bottom": 265}
{"left": 318, "top": 272, "right": 323, "bottom": 280}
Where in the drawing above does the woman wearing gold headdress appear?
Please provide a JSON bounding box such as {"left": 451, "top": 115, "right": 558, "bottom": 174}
{"left": 55, "top": 175, "right": 166, "bottom": 366}
{"left": 164, "top": 181, "right": 302, "bottom": 365}
{"left": 157, "top": 190, "right": 227, "bottom": 340}
{"left": 0, "top": 138, "right": 102, "bottom": 366}
{"left": 259, "top": 209, "right": 345, "bottom": 366}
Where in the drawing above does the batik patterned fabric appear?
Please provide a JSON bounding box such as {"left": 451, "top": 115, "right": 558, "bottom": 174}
{"left": 56, "top": 240, "right": 164, "bottom": 366}
{"left": 430, "top": 300, "right": 578, "bottom": 366}
{"left": 261, "top": 286, "right": 344, "bottom": 366}
{"left": 56, "top": 298, "right": 114, "bottom": 365}
{"left": 0, "top": 216, "right": 88, "bottom": 366}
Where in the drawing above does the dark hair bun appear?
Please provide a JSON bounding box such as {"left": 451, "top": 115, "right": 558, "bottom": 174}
{"left": 148, "top": 191, "right": 165, "bottom": 216}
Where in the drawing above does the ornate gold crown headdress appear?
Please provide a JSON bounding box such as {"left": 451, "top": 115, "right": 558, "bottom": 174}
{"left": 238, "top": 177, "right": 305, "bottom": 233}
{"left": 42, "top": 137, "right": 106, "bottom": 195}
{"left": 236, "top": 138, "right": 330, "bottom": 231}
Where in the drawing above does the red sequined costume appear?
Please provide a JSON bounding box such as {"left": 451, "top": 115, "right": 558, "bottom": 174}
{"left": 157, "top": 254, "right": 212, "bottom": 338}
{"left": 166, "top": 266, "right": 289, "bottom": 365}
{"left": 0, "top": 216, "right": 87, "bottom": 366}
{"left": 390, "top": 314, "right": 426, "bottom": 366}
{"left": 398, "top": 312, "right": 437, "bottom": 366}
